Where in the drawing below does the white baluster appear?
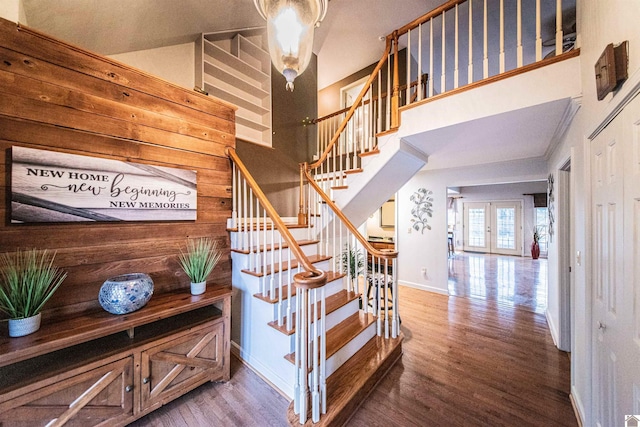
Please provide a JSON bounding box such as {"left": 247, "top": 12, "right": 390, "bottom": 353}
{"left": 278, "top": 233, "right": 284, "bottom": 327}
{"left": 483, "top": 0, "right": 488, "bottom": 78}
{"left": 386, "top": 54, "right": 391, "bottom": 130}
{"left": 242, "top": 177, "right": 247, "bottom": 252}
{"left": 312, "top": 288, "right": 320, "bottom": 423}
{"left": 232, "top": 163, "right": 237, "bottom": 229}
{"left": 270, "top": 215, "right": 275, "bottom": 299}
{"left": 392, "top": 258, "right": 399, "bottom": 339}
{"left": 454, "top": 4, "right": 459, "bottom": 89}
{"left": 287, "top": 248, "right": 293, "bottom": 331}
{"left": 468, "top": 0, "right": 474, "bottom": 84}
{"left": 535, "top": 0, "right": 542, "bottom": 61}
{"left": 517, "top": 0, "right": 523, "bottom": 67}
{"left": 417, "top": 23, "right": 423, "bottom": 101}
{"left": 429, "top": 18, "right": 434, "bottom": 97}
{"left": 298, "top": 288, "right": 307, "bottom": 424}
{"left": 262, "top": 204, "right": 267, "bottom": 295}
{"left": 555, "top": 0, "right": 563, "bottom": 56}
{"left": 441, "top": 10, "right": 446, "bottom": 94}
{"left": 249, "top": 188, "right": 254, "bottom": 271}
{"left": 384, "top": 258, "right": 389, "bottom": 339}
{"left": 377, "top": 70, "right": 382, "bottom": 132}
{"left": 499, "top": 0, "right": 505, "bottom": 73}
{"left": 406, "top": 28, "right": 411, "bottom": 105}
{"left": 320, "top": 285, "right": 326, "bottom": 414}
{"left": 293, "top": 282, "right": 301, "bottom": 415}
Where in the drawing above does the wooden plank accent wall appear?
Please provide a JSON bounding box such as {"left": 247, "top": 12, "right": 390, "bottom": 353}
{"left": 0, "top": 18, "right": 236, "bottom": 319}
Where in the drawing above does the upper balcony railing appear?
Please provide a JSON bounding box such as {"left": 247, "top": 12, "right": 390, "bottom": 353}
{"left": 304, "top": 0, "right": 578, "bottom": 202}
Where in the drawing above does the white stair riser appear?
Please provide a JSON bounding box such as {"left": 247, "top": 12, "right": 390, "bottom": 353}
{"left": 325, "top": 322, "right": 377, "bottom": 378}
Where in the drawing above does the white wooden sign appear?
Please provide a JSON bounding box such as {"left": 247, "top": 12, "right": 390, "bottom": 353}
{"left": 11, "top": 147, "right": 197, "bottom": 223}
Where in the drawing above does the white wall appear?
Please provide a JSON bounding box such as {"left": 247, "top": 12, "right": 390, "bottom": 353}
{"left": 397, "top": 157, "right": 547, "bottom": 294}
{"left": 0, "top": 0, "right": 25, "bottom": 23}
{"left": 109, "top": 42, "right": 195, "bottom": 90}
{"left": 546, "top": 1, "right": 640, "bottom": 424}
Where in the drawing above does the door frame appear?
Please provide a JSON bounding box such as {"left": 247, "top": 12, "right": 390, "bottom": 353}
{"left": 557, "top": 160, "right": 572, "bottom": 352}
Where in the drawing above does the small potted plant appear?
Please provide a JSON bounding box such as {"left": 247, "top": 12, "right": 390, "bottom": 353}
{"left": 179, "top": 237, "right": 222, "bottom": 295}
{"left": 0, "top": 249, "right": 67, "bottom": 337}
{"left": 339, "top": 244, "right": 364, "bottom": 285}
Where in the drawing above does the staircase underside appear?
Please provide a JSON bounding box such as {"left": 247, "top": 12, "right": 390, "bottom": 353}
{"left": 287, "top": 334, "right": 403, "bottom": 427}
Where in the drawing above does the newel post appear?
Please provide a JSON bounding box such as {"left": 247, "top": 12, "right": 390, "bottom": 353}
{"left": 391, "top": 31, "right": 400, "bottom": 129}
{"left": 298, "top": 163, "right": 308, "bottom": 226}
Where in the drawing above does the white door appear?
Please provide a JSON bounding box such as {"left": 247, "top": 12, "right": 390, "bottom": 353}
{"left": 591, "top": 95, "right": 640, "bottom": 426}
{"left": 463, "top": 201, "right": 522, "bottom": 255}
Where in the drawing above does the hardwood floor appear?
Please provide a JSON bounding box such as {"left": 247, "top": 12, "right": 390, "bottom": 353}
{"left": 131, "top": 256, "right": 576, "bottom": 426}
{"left": 448, "top": 252, "right": 548, "bottom": 314}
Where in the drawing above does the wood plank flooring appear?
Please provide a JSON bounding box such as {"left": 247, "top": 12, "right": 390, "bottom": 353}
{"left": 131, "top": 263, "right": 576, "bottom": 426}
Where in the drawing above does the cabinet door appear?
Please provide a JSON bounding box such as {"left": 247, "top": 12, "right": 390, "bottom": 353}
{"left": 140, "top": 321, "right": 224, "bottom": 411}
{"left": 0, "top": 357, "right": 133, "bottom": 427}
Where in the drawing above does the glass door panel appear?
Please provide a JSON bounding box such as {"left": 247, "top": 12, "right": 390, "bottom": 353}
{"left": 463, "top": 202, "right": 490, "bottom": 252}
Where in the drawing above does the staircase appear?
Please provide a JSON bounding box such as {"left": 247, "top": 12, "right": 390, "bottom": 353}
{"left": 227, "top": 148, "right": 402, "bottom": 425}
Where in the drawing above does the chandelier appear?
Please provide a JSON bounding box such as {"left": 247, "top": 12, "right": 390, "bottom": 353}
{"left": 254, "top": 0, "right": 328, "bottom": 91}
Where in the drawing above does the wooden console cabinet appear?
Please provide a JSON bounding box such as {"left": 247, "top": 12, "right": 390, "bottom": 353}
{"left": 0, "top": 285, "right": 231, "bottom": 427}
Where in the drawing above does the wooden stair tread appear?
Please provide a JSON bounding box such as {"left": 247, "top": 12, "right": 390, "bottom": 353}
{"left": 343, "top": 168, "right": 363, "bottom": 175}
{"left": 284, "top": 311, "right": 375, "bottom": 363}
{"left": 287, "top": 334, "right": 403, "bottom": 426}
{"left": 330, "top": 185, "right": 348, "bottom": 190}
{"left": 253, "top": 271, "right": 346, "bottom": 304}
{"left": 231, "top": 239, "right": 318, "bottom": 255}
{"left": 358, "top": 148, "right": 379, "bottom": 158}
{"left": 241, "top": 254, "right": 331, "bottom": 277}
{"left": 267, "top": 290, "right": 359, "bottom": 336}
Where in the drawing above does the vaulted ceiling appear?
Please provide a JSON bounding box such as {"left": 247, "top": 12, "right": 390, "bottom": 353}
{"left": 21, "top": 0, "right": 442, "bottom": 89}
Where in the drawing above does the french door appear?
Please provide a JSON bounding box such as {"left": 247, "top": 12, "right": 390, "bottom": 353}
{"left": 462, "top": 201, "right": 522, "bottom": 256}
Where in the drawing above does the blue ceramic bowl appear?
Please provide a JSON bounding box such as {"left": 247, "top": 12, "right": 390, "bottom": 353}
{"left": 99, "top": 273, "right": 154, "bottom": 315}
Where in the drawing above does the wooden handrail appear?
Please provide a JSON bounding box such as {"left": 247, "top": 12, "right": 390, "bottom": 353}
{"left": 390, "top": 0, "right": 464, "bottom": 40}
{"left": 226, "top": 148, "right": 327, "bottom": 289}
{"left": 302, "top": 165, "right": 398, "bottom": 260}
{"left": 308, "top": 37, "right": 393, "bottom": 170}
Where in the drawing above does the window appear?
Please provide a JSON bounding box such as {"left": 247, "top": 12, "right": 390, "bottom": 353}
{"left": 535, "top": 207, "right": 549, "bottom": 253}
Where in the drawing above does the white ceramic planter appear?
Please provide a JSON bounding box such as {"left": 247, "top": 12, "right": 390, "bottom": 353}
{"left": 190, "top": 281, "right": 206, "bottom": 295}
{"left": 8, "top": 312, "right": 42, "bottom": 337}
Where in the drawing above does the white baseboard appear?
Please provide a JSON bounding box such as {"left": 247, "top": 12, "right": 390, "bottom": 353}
{"left": 545, "top": 309, "right": 560, "bottom": 348}
{"left": 570, "top": 386, "right": 585, "bottom": 427}
{"left": 231, "top": 341, "right": 294, "bottom": 399}
{"left": 398, "top": 280, "right": 449, "bottom": 295}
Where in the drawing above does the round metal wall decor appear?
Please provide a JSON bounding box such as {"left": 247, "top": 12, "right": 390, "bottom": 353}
{"left": 99, "top": 273, "right": 154, "bottom": 315}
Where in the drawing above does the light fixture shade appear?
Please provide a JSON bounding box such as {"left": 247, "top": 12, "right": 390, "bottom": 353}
{"left": 255, "top": 0, "right": 327, "bottom": 91}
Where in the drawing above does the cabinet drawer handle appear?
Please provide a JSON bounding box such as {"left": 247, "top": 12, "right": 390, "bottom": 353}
{"left": 142, "top": 377, "right": 150, "bottom": 384}
{"left": 125, "top": 385, "right": 133, "bottom": 393}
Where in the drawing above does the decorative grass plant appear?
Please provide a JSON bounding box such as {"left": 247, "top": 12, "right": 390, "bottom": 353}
{"left": 0, "top": 249, "right": 67, "bottom": 320}
{"left": 339, "top": 244, "right": 364, "bottom": 281}
{"left": 178, "top": 238, "right": 222, "bottom": 284}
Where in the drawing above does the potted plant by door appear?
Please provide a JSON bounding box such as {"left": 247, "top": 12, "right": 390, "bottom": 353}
{"left": 531, "top": 227, "right": 541, "bottom": 260}
{"left": 179, "top": 237, "right": 222, "bottom": 295}
{"left": 0, "top": 249, "right": 67, "bottom": 337}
